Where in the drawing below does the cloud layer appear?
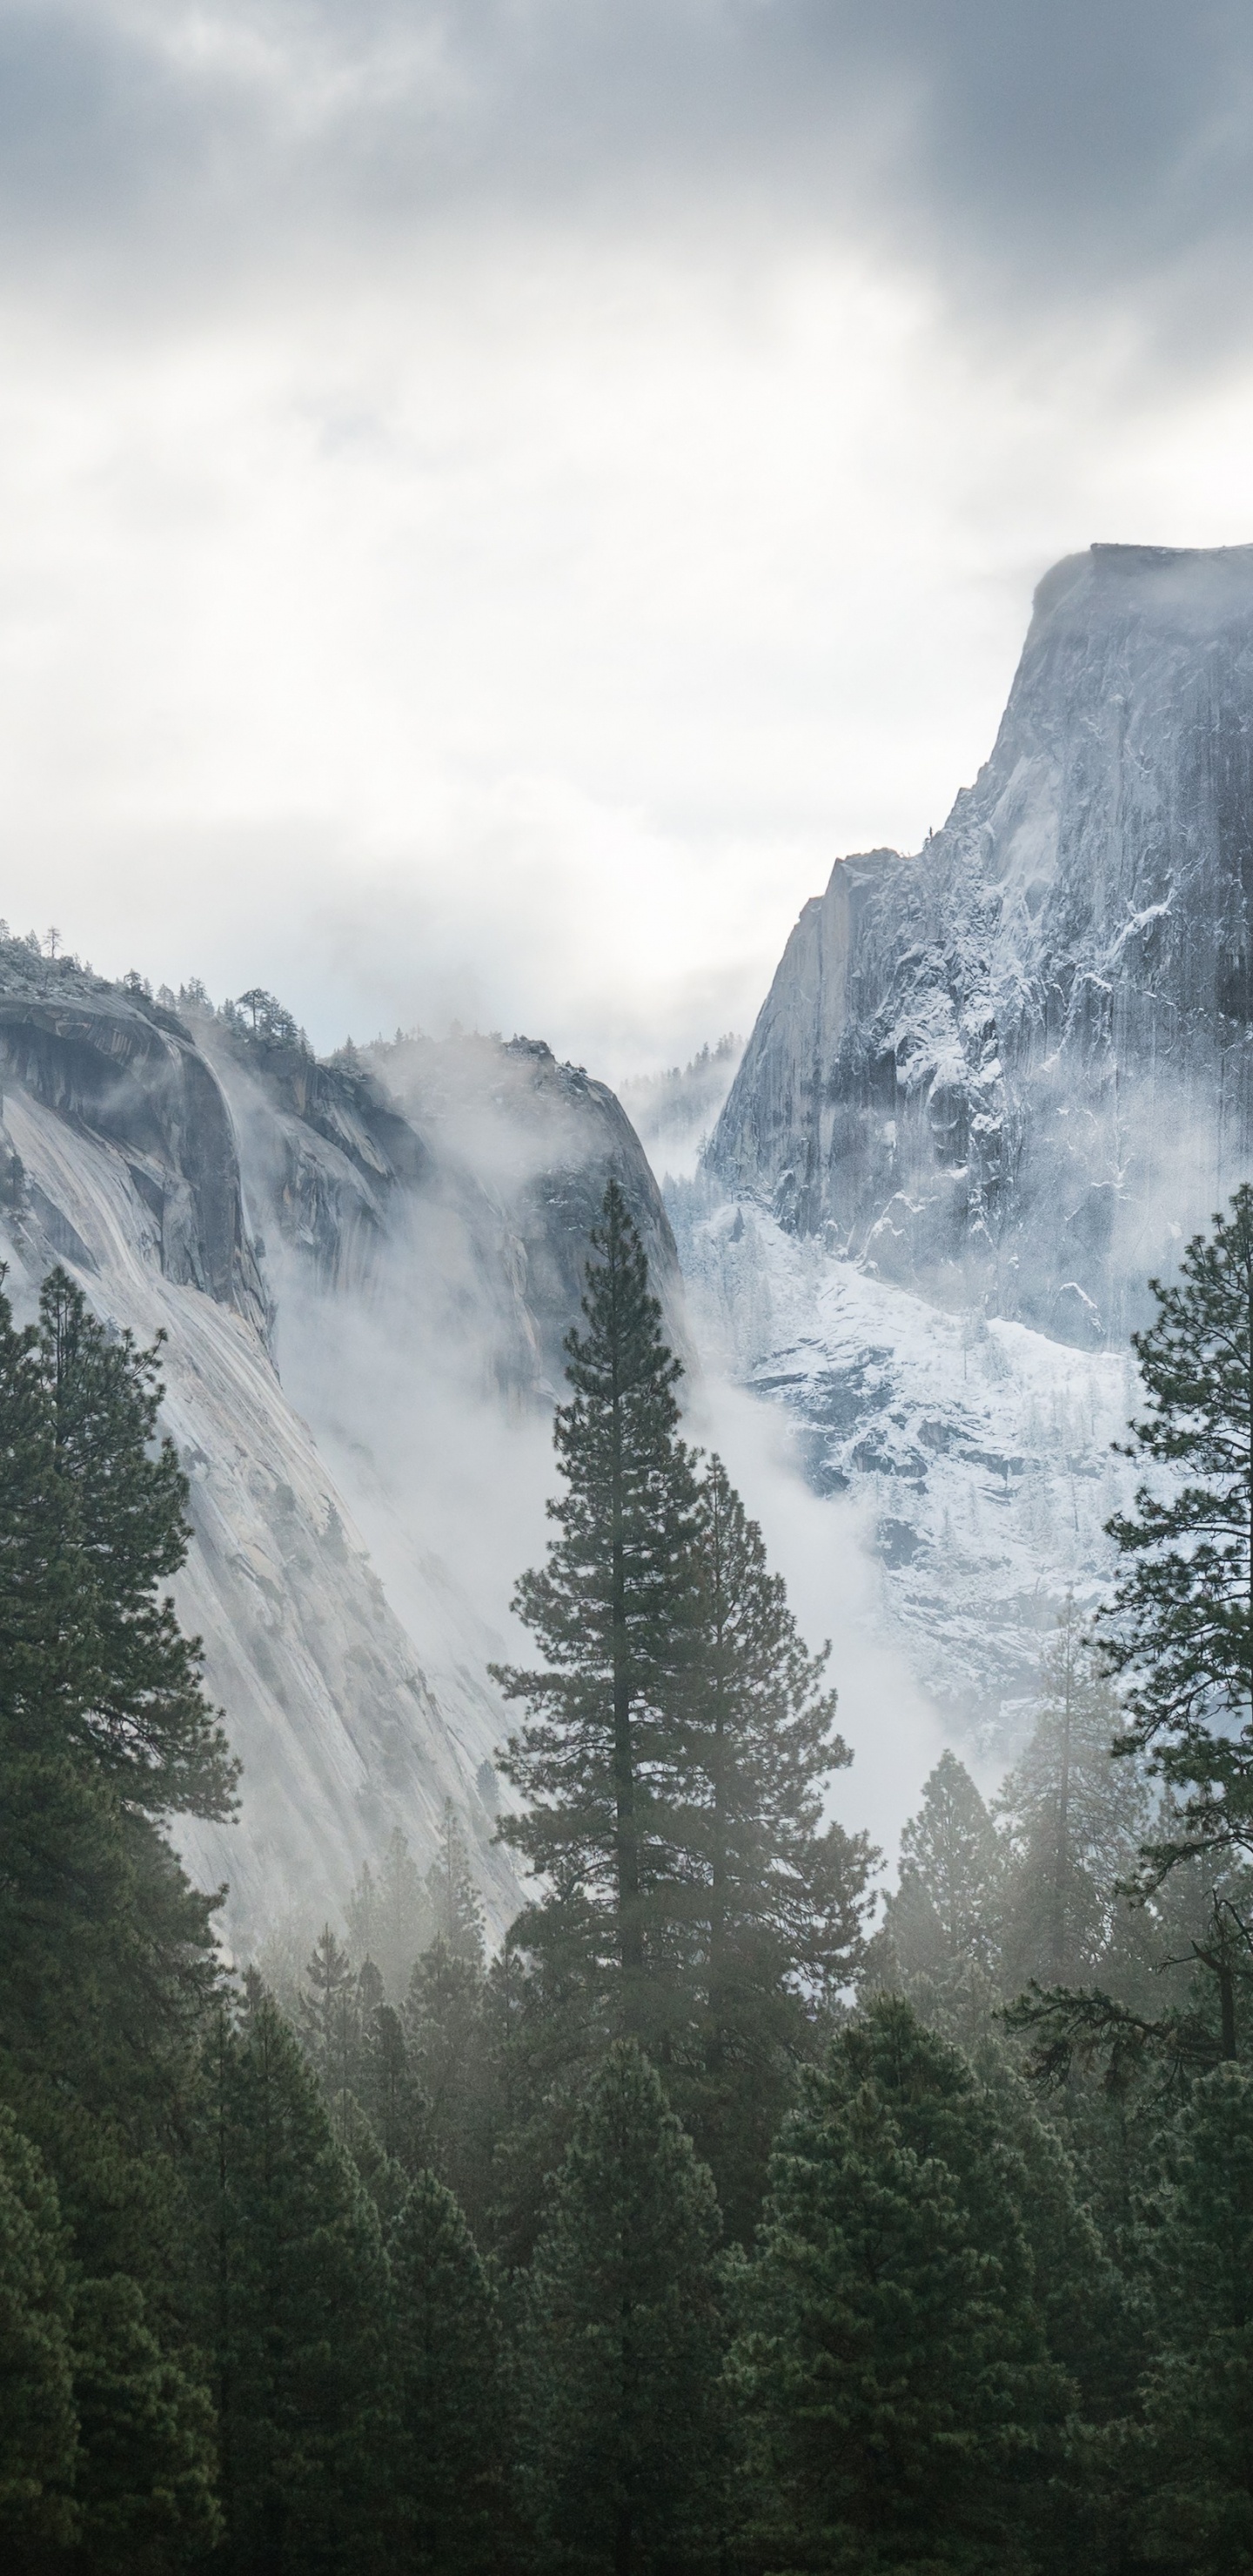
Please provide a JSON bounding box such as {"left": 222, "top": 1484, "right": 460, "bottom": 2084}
{"left": 1, "top": 4, "right": 1251, "bottom": 1072}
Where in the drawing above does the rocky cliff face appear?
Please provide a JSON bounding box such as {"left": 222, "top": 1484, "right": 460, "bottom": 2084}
{"left": 711, "top": 543, "right": 1253, "bottom": 1345}
{"left": 0, "top": 939, "right": 678, "bottom": 1940}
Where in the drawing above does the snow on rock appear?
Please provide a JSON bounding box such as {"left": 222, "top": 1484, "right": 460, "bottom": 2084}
{"left": 672, "top": 1188, "right": 1140, "bottom": 1755}
{"left": 0, "top": 1081, "right": 524, "bottom": 1942}
{"left": 710, "top": 543, "right": 1253, "bottom": 1347}
{"left": 0, "top": 951, "right": 680, "bottom": 1946}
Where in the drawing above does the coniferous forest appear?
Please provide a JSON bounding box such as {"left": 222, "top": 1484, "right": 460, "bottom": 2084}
{"left": 8, "top": 1182, "right": 1253, "bottom": 2574}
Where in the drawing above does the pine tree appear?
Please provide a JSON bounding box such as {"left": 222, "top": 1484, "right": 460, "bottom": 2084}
{"left": 388, "top": 2170, "right": 501, "bottom": 2573}
{"left": 0, "top": 2106, "right": 77, "bottom": 2561}
{"left": 730, "top": 1997, "right": 1070, "bottom": 2576}
{"left": 1100, "top": 1184, "right": 1253, "bottom": 1885}
{"left": 676, "top": 1454, "right": 874, "bottom": 2229}
{"left": 520, "top": 2041, "right": 725, "bottom": 2576}
{"left": 404, "top": 1939, "right": 491, "bottom": 2229}
{"left": 872, "top": 1751, "right": 1005, "bottom": 2037}
{"left": 345, "top": 1827, "right": 431, "bottom": 1997}
{"left": 69, "top": 2271, "right": 221, "bottom": 2572}
{"left": 0, "top": 1268, "right": 227, "bottom": 2558}
{"left": 194, "top": 1982, "right": 390, "bottom": 2576}
{"left": 358, "top": 2001, "right": 429, "bottom": 2173}
{"left": 493, "top": 1182, "right": 700, "bottom": 2031}
{"left": 425, "top": 1800, "right": 486, "bottom": 1964}
{"left": 10, "top": 1269, "right": 238, "bottom": 1819}
{"left": 298, "top": 1924, "right": 358, "bottom": 2103}
{"left": 1134, "top": 2062, "right": 1253, "bottom": 2569}
{"left": 996, "top": 1607, "right": 1152, "bottom": 1989}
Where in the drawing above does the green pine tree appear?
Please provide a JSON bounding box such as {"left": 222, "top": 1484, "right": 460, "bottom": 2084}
{"left": 870, "top": 1750, "right": 1005, "bottom": 2039}
{"left": 520, "top": 2040, "right": 725, "bottom": 2576}
{"left": 298, "top": 1924, "right": 359, "bottom": 2105}
{"left": 404, "top": 1939, "right": 492, "bottom": 2230}
{"left": 358, "top": 2001, "right": 429, "bottom": 2174}
{"left": 493, "top": 1182, "right": 700, "bottom": 2033}
{"left": 0, "top": 1268, "right": 229, "bottom": 2559}
{"left": 0, "top": 2106, "right": 77, "bottom": 2563}
{"left": 388, "top": 2170, "right": 501, "bottom": 2573}
{"left": 69, "top": 2271, "right": 220, "bottom": 2573}
{"left": 1100, "top": 1184, "right": 1253, "bottom": 1886}
{"left": 677, "top": 1454, "right": 874, "bottom": 2231}
{"left": 1133, "top": 2061, "right": 1253, "bottom": 2570}
{"left": 729, "top": 1996, "right": 1070, "bottom": 2576}
{"left": 425, "top": 1800, "right": 486, "bottom": 1965}
{"left": 10, "top": 1269, "right": 238, "bottom": 1818}
{"left": 345, "top": 1828, "right": 431, "bottom": 1998}
{"left": 194, "top": 1982, "right": 390, "bottom": 2576}
{"left": 996, "top": 1607, "right": 1152, "bottom": 1990}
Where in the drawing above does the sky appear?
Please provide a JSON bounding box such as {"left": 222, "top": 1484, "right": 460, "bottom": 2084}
{"left": 4, "top": 2, "right": 1253, "bottom": 1080}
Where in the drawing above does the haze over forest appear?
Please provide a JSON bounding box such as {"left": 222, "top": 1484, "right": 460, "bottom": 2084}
{"left": 8, "top": 11, "right": 1253, "bottom": 2576}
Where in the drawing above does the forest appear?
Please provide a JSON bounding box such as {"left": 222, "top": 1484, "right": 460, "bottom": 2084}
{"left": 3, "top": 1180, "right": 1253, "bottom": 2575}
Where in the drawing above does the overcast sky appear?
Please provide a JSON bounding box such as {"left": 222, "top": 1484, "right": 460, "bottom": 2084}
{"left": 3, "top": 1, "right": 1253, "bottom": 1074}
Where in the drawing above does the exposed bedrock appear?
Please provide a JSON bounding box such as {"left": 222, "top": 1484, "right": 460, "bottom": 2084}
{"left": 711, "top": 542, "right": 1253, "bottom": 1344}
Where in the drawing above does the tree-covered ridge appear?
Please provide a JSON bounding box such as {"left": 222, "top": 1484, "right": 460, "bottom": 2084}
{"left": 13, "top": 1191, "right": 1253, "bottom": 2571}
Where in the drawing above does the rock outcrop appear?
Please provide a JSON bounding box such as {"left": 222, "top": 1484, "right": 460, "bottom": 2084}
{"left": 710, "top": 543, "right": 1253, "bottom": 1344}
{"left": 0, "top": 938, "right": 678, "bottom": 1939}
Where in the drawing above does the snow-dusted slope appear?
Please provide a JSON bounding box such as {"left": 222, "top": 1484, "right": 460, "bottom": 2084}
{"left": 711, "top": 542, "right": 1253, "bottom": 1345}
{"left": 672, "top": 1188, "right": 1140, "bottom": 1754}
{"left": 0, "top": 949, "right": 678, "bottom": 1942}
{"left": 0, "top": 1079, "right": 524, "bottom": 1938}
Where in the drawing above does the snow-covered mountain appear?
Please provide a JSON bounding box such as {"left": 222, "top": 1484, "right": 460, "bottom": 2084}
{"left": 670, "top": 1184, "right": 1138, "bottom": 1754}
{"left": 690, "top": 542, "right": 1253, "bottom": 1756}
{"left": 0, "top": 946, "right": 678, "bottom": 1939}
{"left": 711, "top": 542, "right": 1253, "bottom": 1348}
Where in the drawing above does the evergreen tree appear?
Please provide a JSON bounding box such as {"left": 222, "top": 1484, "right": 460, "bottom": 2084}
{"left": 730, "top": 1997, "right": 1070, "bottom": 2576}
{"left": 388, "top": 2170, "right": 501, "bottom": 2573}
{"left": 1133, "top": 2061, "right": 1253, "bottom": 2570}
{"left": 996, "top": 1607, "right": 1152, "bottom": 1989}
{"left": 345, "top": 1828, "right": 430, "bottom": 1998}
{"left": 476, "top": 1894, "right": 610, "bottom": 2272}
{"left": 520, "top": 2041, "right": 725, "bottom": 2576}
{"left": 425, "top": 1799, "right": 486, "bottom": 1964}
{"left": 677, "top": 1455, "right": 874, "bottom": 2229}
{"left": 1100, "top": 1184, "right": 1253, "bottom": 1885}
{"left": 0, "top": 2106, "right": 77, "bottom": 2562}
{"left": 493, "top": 1182, "right": 700, "bottom": 2031}
{"left": 358, "top": 2000, "right": 429, "bottom": 2173}
{"left": 3, "top": 1268, "right": 238, "bottom": 1818}
{"left": 871, "top": 1751, "right": 1005, "bottom": 2038}
{"left": 70, "top": 2272, "right": 221, "bottom": 2572}
{"left": 298, "top": 1924, "right": 358, "bottom": 2104}
{"left": 194, "top": 1982, "right": 390, "bottom": 2576}
{"left": 404, "top": 1939, "right": 492, "bottom": 2230}
{"left": 0, "top": 1269, "right": 228, "bottom": 2558}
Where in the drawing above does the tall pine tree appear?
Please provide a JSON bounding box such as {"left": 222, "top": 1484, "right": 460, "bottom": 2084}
{"left": 1134, "top": 2062, "right": 1253, "bottom": 2571}
{"left": 193, "top": 1981, "right": 389, "bottom": 2576}
{"left": 0, "top": 1269, "right": 231, "bottom": 2563}
{"left": 996, "top": 1607, "right": 1151, "bottom": 1990}
{"left": 676, "top": 1455, "right": 874, "bottom": 2229}
{"left": 730, "top": 1997, "right": 1070, "bottom": 2576}
{"left": 388, "top": 2170, "right": 501, "bottom": 2574}
{"left": 1100, "top": 1184, "right": 1253, "bottom": 1886}
{"left": 520, "top": 2041, "right": 725, "bottom": 2576}
{"left": 493, "top": 1183, "right": 700, "bottom": 2032}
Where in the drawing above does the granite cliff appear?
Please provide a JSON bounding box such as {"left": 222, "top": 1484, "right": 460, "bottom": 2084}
{"left": 0, "top": 940, "right": 678, "bottom": 1938}
{"left": 711, "top": 543, "right": 1253, "bottom": 1345}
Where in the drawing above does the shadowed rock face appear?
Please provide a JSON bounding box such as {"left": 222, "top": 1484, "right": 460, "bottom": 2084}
{"left": 710, "top": 543, "right": 1253, "bottom": 1345}
{"left": 0, "top": 943, "right": 680, "bottom": 1937}
{"left": 0, "top": 976, "right": 270, "bottom": 1333}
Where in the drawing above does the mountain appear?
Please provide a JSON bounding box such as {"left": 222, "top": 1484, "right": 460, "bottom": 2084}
{"left": 685, "top": 542, "right": 1253, "bottom": 1751}
{"left": 710, "top": 542, "right": 1253, "bottom": 1348}
{"left": 0, "top": 943, "right": 679, "bottom": 1940}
